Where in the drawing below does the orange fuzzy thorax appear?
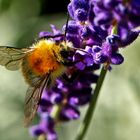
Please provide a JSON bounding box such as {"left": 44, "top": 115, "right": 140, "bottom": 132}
{"left": 27, "top": 40, "right": 64, "bottom": 76}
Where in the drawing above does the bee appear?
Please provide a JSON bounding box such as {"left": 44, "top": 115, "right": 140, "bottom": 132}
{"left": 0, "top": 37, "right": 74, "bottom": 127}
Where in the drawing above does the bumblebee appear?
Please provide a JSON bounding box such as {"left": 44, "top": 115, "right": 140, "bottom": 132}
{"left": 0, "top": 38, "right": 73, "bottom": 126}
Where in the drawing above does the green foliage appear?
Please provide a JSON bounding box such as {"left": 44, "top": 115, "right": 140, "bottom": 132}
{"left": 0, "top": 0, "right": 13, "bottom": 13}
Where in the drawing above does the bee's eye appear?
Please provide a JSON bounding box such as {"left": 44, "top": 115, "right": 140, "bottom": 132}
{"left": 60, "top": 49, "right": 69, "bottom": 59}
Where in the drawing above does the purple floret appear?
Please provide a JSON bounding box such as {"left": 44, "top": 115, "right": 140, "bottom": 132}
{"left": 30, "top": 0, "right": 140, "bottom": 139}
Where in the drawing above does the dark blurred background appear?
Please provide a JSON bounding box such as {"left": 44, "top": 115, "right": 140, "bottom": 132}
{"left": 0, "top": 0, "right": 140, "bottom": 140}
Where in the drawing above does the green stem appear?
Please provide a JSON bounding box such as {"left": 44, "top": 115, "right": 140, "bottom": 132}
{"left": 75, "top": 67, "right": 107, "bottom": 140}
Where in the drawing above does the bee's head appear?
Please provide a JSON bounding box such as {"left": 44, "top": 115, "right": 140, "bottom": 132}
{"left": 60, "top": 48, "right": 70, "bottom": 59}
{"left": 58, "top": 41, "right": 75, "bottom": 66}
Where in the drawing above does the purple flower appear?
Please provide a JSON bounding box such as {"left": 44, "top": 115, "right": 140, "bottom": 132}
{"left": 101, "top": 34, "right": 124, "bottom": 65}
{"left": 111, "top": 53, "right": 124, "bottom": 65}
{"left": 29, "top": 1, "right": 140, "bottom": 140}
{"left": 30, "top": 113, "right": 57, "bottom": 140}
{"left": 60, "top": 104, "right": 80, "bottom": 120}
{"left": 75, "top": 8, "right": 88, "bottom": 21}
{"left": 73, "top": 49, "right": 94, "bottom": 70}
{"left": 68, "top": 0, "right": 140, "bottom": 46}
{"left": 119, "top": 30, "right": 140, "bottom": 47}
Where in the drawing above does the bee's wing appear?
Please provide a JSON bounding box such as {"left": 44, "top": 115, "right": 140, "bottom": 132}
{"left": 0, "top": 46, "right": 29, "bottom": 70}
{"left": 24, "top": 74, "right": 51, "bottom": 127}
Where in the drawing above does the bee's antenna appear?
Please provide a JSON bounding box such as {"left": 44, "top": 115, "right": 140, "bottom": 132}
{"left": 37, "top": 13, "right": 69, "bottom": 42}
{"left": 64, "top": 12, "right": 70, "bottom": 39}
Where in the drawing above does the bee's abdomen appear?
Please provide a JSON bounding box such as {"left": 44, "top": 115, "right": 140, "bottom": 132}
{"left": 26, "top": 41, "right": 62, "bottom": 75}
{"left": 27, "top": 52, "right": 59, "bottom": 75}
{"left": 21, "top": 57, "right": 42, "bottom": 86}
{"left": 20, "top": 40, "right": 66, "bottom": 86}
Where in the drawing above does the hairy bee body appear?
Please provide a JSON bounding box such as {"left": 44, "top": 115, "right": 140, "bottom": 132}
{"left": 21, "top": 39, "right": 66, "bottom": 87}
{"left": 0, "top": 39, "right": 72, "bottom": 126}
